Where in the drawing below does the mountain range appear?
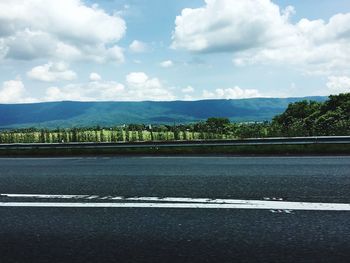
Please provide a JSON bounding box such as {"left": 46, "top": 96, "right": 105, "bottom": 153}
{"left": 0, "top": 97, "right": 327, "bottom": 128}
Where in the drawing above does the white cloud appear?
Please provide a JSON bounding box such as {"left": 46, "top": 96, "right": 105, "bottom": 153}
{"left": 172, "top": 0, "right": 350, "bottom": 75}
{"left": 202, "top": 86, "right": 261, "bottom": 99}
{"left": 160, "top": 60, "right": 174, "bottom": 68}
{"left": 129, "top": 40, "right": 148, "bottom": 53}
{"left": 172, "top": 0, "right": 293, "bottom": 53}
{"left": 42, "top": 77, "right": 261, "bottom": 102}
{"left": 183, "top": 94, "right": 194, "bottom": 101}
{"left": 44, "top": 72, "right": 176, "bottom": 102}
{"left": 0, "top": 80, "right": 25, "bottom": 103}
{"left": 126, "top": 72, "right": 149, "bottom": 86}
{"left": 182, "top": 86, "right": 194, "bottom": 93}
{"left": 0, "top": 79, "right": 36, "bottom": 103}
{"left": 125, "top": 72, "right": 176, "bottom": 101}
{"left": 326, "top": 76, "right": 350, "bottom": 94}
{"left": 27, "top": 62, "right": 77, "bottom": 82}
{"left": 45, "top": 81, "right": 125, "bottom": 102}
{"left": 0, "top": 0, "right": 126, "bottom": 63}
{"left": 89, "top": 72, "right": 102, "bottom": 81}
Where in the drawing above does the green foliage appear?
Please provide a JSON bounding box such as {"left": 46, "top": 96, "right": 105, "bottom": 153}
{"left": 206, "top": 117, "right": 230, "bottom": 133}
{"left": 272, "top": 93, "right": 350, "bottom": 136}
{"left": 0, "top": 93, "right": 349, "bottom": 143}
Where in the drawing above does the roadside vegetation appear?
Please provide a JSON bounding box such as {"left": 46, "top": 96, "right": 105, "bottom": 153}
{"left": 0, "top": 93, "right": 349, "bottom": 144}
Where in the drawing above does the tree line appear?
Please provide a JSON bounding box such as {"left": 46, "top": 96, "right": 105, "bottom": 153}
{"left": 0, "top": 93, "right": 349, "bottom": 143}
{"left": 271, "top": 93, "right": 350, "bottom": 137}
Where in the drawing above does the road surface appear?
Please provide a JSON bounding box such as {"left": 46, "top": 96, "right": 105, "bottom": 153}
{"left": 0, "top": 156, "right": 350, "bottom": 262}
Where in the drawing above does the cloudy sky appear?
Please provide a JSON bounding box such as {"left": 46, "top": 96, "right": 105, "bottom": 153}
{"left": 1, "top": 0, "right": 350, "bottom": 103}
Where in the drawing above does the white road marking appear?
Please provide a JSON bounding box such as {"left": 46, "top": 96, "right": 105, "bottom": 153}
{"left": 1, "top": 194, "right": 266, "bottom": 204}
{"left": 2, "top": 194, "right": 90, "bottom": 199}
{"left": 1, "top": 156, "right": 349, "bottom": 161}
{"left": 0, "top": 157, "right": 88, "bottom": 160}
{"left": 0, "top": 194, "right": 309, "bottom": 205}
{"left": 1, "top": 194, "right": 350, "bottom": 211}
{"left": 0, "top": 194, "right": 286, "bottom": 204}
{"left": 139, "top": 156, "right": 350, "bottom": 159}
{"left": 0, "top": 202, "right": 349, "bottom": 210}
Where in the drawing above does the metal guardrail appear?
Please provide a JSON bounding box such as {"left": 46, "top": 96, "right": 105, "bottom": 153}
{"left": 0, "top": 136, "right": 350, "bottom": 149}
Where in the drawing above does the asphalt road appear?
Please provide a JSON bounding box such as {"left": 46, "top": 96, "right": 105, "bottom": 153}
{"left": 0, "top": 156, "right": 350, "bottom": 263}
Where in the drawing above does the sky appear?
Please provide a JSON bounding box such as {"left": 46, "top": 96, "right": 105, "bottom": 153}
{"left": 0, "top": 0, "right": 350, "bottom": 103}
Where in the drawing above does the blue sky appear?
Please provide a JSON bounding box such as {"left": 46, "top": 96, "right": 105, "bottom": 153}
{"left": 0, "top": 0, "right": 350, "bottom": 103}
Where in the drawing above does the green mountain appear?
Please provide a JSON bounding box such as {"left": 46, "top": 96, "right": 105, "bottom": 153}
{"left": 0, "top": 97, "right": 327, "bottom": 128}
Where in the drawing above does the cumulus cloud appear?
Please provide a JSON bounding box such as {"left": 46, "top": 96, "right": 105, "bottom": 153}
{"left": 1, "top": 77, "right": 263, "bottom": 103}
{"left": 27, "top": 62, "right": 77, "bottom": 82}
{"left": 172, "top": 0, "right": 294, "bottom": 52}
{"left": 183, "top": 94, "right": 194, "bottom": 101}
{"left": 0, "top": 80, "right": 25, "bottom": 103}
{"left": 125, "top": 72, "right": 176, "bottom": 101}
{"left": 45, "top": 81, "right": 125, "bottom": 102}
{"left": 181, "top": 86, "right": 194, "bottom": 93}
{"left": 0, "top": 79, "right": 35, "bottom": 103}
{"left": 160, "top": 60, "right": 174, "bottom": 68}
{"left": 202, "top": 87, "right": 261, "bottom": 99}
{"left": 89, "top": 72, "right": 102, "bottom": 81}
{"left": 0, "top": 0, "right": 126, "bottom": 63}
{"left": 44, "top": 72, "right": 176, "bottom": 102}
{"left": 129, "top": 40, "right": 148, "bottom": 53}
{"left": 172, "top": 0, "right": 350, "bottom": 75}
{"left": 327, "top": 76, "right": 350, "bottom": 94}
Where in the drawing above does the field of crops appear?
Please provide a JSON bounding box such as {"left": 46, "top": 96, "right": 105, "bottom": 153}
{"left": 0, "top": 129, "right": 235, "bottom": 144}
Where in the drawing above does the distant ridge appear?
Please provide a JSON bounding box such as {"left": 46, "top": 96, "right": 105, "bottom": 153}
{"left": 0, "top": 97, "right": 327, "bottom": 128}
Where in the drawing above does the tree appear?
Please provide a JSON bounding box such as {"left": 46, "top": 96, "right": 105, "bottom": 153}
{"left": 272, "top": 100, "right": 321, "bottom": 136}
{"left": 206, "top": 117, "right": 230, "bottom": 133}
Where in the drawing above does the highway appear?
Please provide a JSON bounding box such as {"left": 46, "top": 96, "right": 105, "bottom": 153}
{"left": 0, "top": 156, "right": 350, "bottom": 262}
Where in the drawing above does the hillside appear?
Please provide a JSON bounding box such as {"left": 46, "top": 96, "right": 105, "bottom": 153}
{"left": 0, "top": 97, "right": 327, "bottom": 128}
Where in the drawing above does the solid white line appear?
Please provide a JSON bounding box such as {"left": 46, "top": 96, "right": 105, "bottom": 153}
{"left": 3, "top": 194, "right": 90, "bottom": 199}
{"left": 2, "top": 194, "right": 350, "bottom": 211}
{"left": 0, "top": 156, "right": 349, "bottom": 161}
{"left": 139, "top": 156, "right": 350, "bottom": 159}
{"left": 0, "top": 202, "right": 350, "bottom": 211}
{"left": 1, "top": 194, "right": 252, "bottom": 203}
{"left": 0, "top": 194, "right": 279, "bottom": 204}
